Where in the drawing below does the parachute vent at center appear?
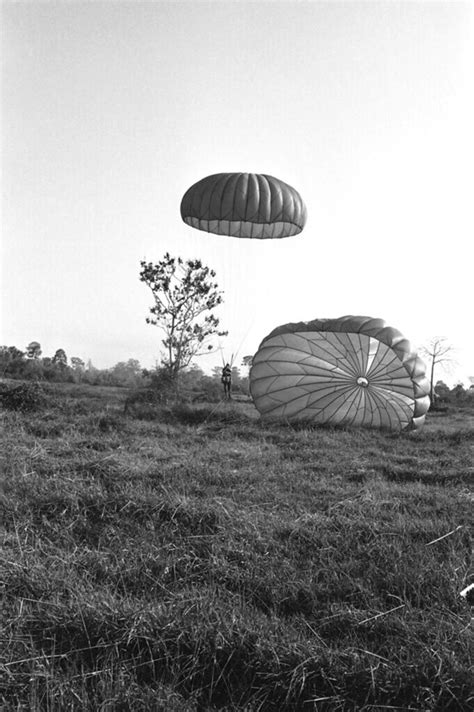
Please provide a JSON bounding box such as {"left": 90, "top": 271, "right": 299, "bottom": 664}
{"left": 250, "top": 316, "right": 431, "bottom": 431}
{"left": 180, "top": 172, "right": 307, "bottom": 238}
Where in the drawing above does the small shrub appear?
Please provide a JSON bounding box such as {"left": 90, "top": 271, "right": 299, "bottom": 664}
{"left": 194, "top": 377, "right": 222, "bottom": 403}
{"left": 96, "top": 413, "right": 126, "bottom": 433}
{"left": 166, "top": 403, "right": 207, "bottom": 425}
{"left": 124, "top": 387, "right": 168, "bottom": 417}
{"left": 0, "top": 381, "right": 45, "bottom": 412}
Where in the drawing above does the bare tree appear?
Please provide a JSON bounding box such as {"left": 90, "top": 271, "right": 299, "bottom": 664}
{"left": 421, "top": 337, "right": 456, "bottom": 404}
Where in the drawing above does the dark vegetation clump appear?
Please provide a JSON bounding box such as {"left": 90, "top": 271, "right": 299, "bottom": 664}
{"left": 1, "top": 381, "right": 473, "bottom": 711}
{"left": 0, "top": 380, "right": 45, "bottom": 411}
{"left": 123, "top": 387, "right": 173, "bottom": 421}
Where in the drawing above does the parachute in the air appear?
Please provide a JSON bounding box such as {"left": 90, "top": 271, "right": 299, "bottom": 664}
{"left": 180, "top": 172, "right": 307, "bottom": 238}
{"left": 250, "top": 316, "right": 431, "bottom": 431}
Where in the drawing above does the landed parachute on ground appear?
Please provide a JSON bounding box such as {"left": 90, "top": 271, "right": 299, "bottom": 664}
{"left": 250, "top": 316, "right": 430, "bottom": 431}
{"left": 180, "top": 172, "right": 307, "bottom": 238}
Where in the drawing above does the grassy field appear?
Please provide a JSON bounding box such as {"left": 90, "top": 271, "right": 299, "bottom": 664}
{"left": 1, "top": 382, "right": 473, "bottom": 711}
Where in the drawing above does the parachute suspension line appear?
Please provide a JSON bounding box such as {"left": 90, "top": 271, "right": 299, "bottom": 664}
{"left": 229, "top": 314, "right": 256, "bottom": 370}
{"left": 218, "top": 343, "right": 226, "bottom": 367}
{"left": 218, "top": 344, "right": 236, "bottom": 368}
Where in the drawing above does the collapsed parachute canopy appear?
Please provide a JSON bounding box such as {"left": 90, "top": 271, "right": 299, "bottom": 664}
{"left": 250, "top": 316, "right": 430, "bottom": 431}
{"left": 180, "top": 173, "right": 307, "bottom": 239}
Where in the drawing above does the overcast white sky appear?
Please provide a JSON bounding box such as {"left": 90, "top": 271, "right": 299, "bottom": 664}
{"left": 2, "top": 0, "right": 473, "bottom": 384}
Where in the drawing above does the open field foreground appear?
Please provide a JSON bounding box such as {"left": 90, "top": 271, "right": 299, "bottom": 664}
{"left": 1, "top": 383, "right": 473, "bottom": 711}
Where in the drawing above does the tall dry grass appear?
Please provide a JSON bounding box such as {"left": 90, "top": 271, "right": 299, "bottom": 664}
{"left": 1, "top": 383, "right": 473, "bottom": 710}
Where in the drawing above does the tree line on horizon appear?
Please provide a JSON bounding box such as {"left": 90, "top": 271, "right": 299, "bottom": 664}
{"left": 1, "top": 340, "right": 472, "bottom": 408}
{"left": 0, "top": 342, "right": 250, "bottom": 397}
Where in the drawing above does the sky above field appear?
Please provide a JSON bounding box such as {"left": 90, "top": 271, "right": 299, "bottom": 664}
{"left": 2, "top": 0, "right": 473, "bottom": 385}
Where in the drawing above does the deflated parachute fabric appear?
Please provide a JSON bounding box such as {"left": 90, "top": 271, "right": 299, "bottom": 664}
{"left": 180, "top": 173, "right": 307, "bottom": 238}
{"left": 250, "top": 316, "right": 431, "bottom": 431}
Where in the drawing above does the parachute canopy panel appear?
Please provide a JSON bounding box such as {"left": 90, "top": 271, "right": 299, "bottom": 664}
{"left": 250, "top": 316, "right": 430, "bottom": 431}
{"left": 180, "top": 173, "right": 307, "bottom": 238}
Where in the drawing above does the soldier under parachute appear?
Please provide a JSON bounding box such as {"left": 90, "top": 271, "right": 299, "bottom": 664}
{"left": 221, "top": 363, "right": 232, "bottom": 400}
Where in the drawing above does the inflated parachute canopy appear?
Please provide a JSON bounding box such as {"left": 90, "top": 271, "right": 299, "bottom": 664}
{"left": 250, "top": 316, "right": 431, "bottom": 431}
{"left": 180, "top": 173, "right": 307, "bottom": 238}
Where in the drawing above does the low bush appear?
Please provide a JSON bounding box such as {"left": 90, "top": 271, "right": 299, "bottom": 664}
{"left": 123, "top": 387, "right": 166, "bottom": 416}
{"left": 0, "top": 381, "right": 45, "bottom": 412}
